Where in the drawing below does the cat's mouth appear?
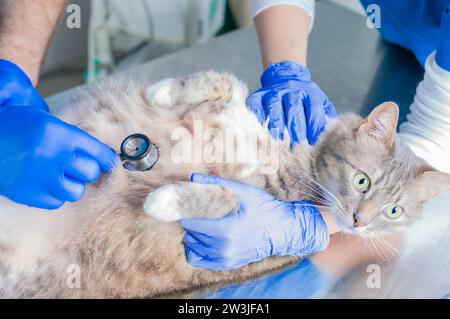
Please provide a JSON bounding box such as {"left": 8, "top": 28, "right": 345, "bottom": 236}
{"left": 334, "top": 217, "right": 355, "bottom": 233}
{"left": 315, "top": 195, "right": 372, "bottom": 236}
{"left": 326, "top": 209, "right": 370, "bottom": 236}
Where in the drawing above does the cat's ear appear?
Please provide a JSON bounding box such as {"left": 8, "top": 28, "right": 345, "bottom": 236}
{"left": 358, "top": 102, "right": 399, "bottom": 148}
{"left": 413, "top": 165, "right": 450, "bottom": 203}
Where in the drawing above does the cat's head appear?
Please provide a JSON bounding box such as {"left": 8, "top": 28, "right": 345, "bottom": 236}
{"left": 312, "top": 102, "right": 450, "bottom": 235}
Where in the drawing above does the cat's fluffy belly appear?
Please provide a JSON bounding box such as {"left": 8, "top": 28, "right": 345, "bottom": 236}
{"left": 0, "top": 72, "right": 300, "bottom": 298}
{"left": 0, "top": 71, "right": 448, "bottom": 298}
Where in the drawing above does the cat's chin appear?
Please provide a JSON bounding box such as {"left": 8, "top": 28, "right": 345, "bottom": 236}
{"left": 346, "top": 226, "right": 369, "bottom": 236}
{"left": 332, "top": 216, "right": 362, "bottom": 235}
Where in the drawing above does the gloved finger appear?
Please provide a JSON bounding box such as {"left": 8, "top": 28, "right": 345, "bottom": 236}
{"left": 64, "top": 152, "right": 101, "bottom": 183}
{"left": 185, "top": 246, "right": 246, "bottom": 271}
{"left": 190, "top": 173, "right": 268, "bottom": 202}
{"left": 324, "top": 98, "right": 338, "bottom": 118}
{"left": 42, "top": 195, "right": 65, "bottom": 210}
{"left": 294, "top": 203, "right": 330, "bottom": 254}
{"left": 185, "top": 229, "right": 218, "bottom": 247}
{"left": 180, "top": 216, "right": 230, "bottom": 236}
{"left": 283, "top": 91, "right": 307, "bottom": 146}
{"left": 246, "top": 90, "right": 267, "bottom": 124}
{"left": 184, "top": 232, "right": 222, "bottom": 259}
{"left": 49, "top": 175, "right": 86, "bottom": 202}
{"left": 304, "top": 90, "right": 327, "bottom": 145}
{"left": 27, "top": 193, "right": 65, "bottom": 210}
{"left": 263, "top": 91, "right": 285, "bottom": 140}
{"left": 185, "top": 246, "right": 228, "bottom": 271}
{"left": 71, "top": 127, "right": 118, "bottom": 172}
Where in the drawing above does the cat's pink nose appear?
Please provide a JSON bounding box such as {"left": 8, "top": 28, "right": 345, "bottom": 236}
{"left": 353, "top": 213, "right": 365, "bottom": 228}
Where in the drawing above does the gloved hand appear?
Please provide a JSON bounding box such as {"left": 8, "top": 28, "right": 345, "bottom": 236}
{"left": 0, "top": 59, "right": 118, "bottom": 209}
{"left": 180, "top": 173, "right": 330, "bottom": 271}
{"left": 0, "top": 106, "right": 118, "bottom": 209}
{"left": 0, "top": 59, "right": 48, "bottom": 111}
{"left": 246, "top": 61, "right": 337, "bottom": 146}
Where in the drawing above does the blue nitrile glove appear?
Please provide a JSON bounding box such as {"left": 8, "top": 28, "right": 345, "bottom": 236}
{"left": 180, "top": 174, "right": 330, "bottom": 271}
{"left": 0, "top": 59, "right": 49, "bottom": 110}
{"left": 246, "top": 61, "right": 337, "bottom": 146}
{"left": 0, "top": 106, "right": 118, "bottom": 209}
{"left": 0, "top": 59, "right": 118, "bottom": 209}
{"left": 360, "top": 0, "right": 449, "bottom": 67}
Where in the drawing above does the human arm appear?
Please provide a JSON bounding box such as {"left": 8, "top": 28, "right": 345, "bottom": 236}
{"left": 310, "top": 231, "right": 403, "bottom": 279}
{"left": 254, "top": 4, "right": 311, "bottom": 68}
{"left": 0, "top": 0, "right": 66, "bottom": 85}
{"left": 199, "top": 232, "right": 402, "bottom": 298}
{"left": 0, "top": 0, "right": 119, "bottom": 210}
{"left": 248, "top": 1, "right": 337, "bottom": 146}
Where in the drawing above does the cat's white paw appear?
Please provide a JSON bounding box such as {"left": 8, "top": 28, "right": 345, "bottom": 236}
{"left": 145, "top": 79, "right": 177, "bottom": 107}
{"left": 144, "top": 185, "right": 182, "bottom": 222}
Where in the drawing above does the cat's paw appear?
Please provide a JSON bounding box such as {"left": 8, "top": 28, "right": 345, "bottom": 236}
{"left": 145, "top": 79, "right": 178, "bottom": 108}
{"left": 144, "top": 185, "right": 182, "bottom": 222}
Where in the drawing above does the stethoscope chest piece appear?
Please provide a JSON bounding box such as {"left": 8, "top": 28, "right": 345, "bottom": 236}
{"left": 120, "top": 133, "right": 159, "bottom": 171}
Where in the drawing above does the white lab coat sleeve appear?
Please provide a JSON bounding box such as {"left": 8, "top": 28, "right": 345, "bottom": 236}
{"left": 251, "top": 0, "right": 315, "bottom": 32}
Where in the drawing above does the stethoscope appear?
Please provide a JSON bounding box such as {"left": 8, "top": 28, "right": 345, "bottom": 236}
{"left": 119, "top": 133, "right": 159, "bottom": 171}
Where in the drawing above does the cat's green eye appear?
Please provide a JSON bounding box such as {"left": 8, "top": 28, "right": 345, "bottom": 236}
{"left": 353, "top": 172, "right": 371, "bottom": 192}
{"left": 385, "top": 204, "right": 404, "bottom": 219}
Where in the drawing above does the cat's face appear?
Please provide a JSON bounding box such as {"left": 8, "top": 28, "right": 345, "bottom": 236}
{"left": 312, "top": 102, "right": 450, "bottom": 236}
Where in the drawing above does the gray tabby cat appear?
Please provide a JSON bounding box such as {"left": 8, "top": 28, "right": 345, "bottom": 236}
{"left": 0, "top": 71, "right": 448, "bottom": 298}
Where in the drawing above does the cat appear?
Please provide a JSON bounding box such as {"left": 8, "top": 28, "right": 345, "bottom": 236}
{"left": 0, "top": 71, "right": 448, "bottom": 298}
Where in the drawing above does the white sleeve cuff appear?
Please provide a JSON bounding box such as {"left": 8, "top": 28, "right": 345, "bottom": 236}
{"left": 251, "top": 0, "right": 315, "bottom": 32}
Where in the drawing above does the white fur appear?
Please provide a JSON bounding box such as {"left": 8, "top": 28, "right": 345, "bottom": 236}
{"left": 216, "top": 76, "right": 276, "bottom": 177}
{"left": 144, "top": 78, "right": 177, "bottom": 107}
{"left": 143, "top": 185, "right": 182, "bottom": 222}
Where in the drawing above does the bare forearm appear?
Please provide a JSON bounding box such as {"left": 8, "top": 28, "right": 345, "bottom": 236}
{"left": 320, "top": 209, "right": 341, "bottom": 235}
{"left": 254, "top": 5, "right": 310, "bottom": 68}
{"left": 0, "top": 0, "right": 66, "bottom": 85}
{"left": 310, "top": 232, "right": 404, "bottom": 279}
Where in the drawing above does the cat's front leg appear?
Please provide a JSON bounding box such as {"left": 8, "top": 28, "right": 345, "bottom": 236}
{"left": 144, "top": 182, "right": 239, "bottom": 222}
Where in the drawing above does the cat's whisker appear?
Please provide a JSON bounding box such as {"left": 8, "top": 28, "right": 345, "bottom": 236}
{"left": 280, "top": 174, "right": 332, "bottom": 203}
{"left": 305, "top": 177, "right": 347, "bottom": 215}
{"left": 283, "top": 174, "right": 348, "bottom": 219}
{"left": 363, "top": 234, "right": 375, "bottom": 259}
{"left": 363, "top": 234, "right": 370, "bottom": 257}
{"left": 366, "top": 230, "right": 400, "bottom": 256}
{"left": 361, "top": 230, "right": 386, "bottom": 261}
{"left": 374, "top": 234, "right": 400, "bottom": 255}
{"left": 370, "top": 233, "right": 407, "bottom": 268}
{"left": 370, "top": 235, "right": 393, "bottom": 268}
{"left": 365, "top": 232, "right": 388, "bottom": 263}
{"left": 365, "top": 230, "right": 405, "bottom": 270}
